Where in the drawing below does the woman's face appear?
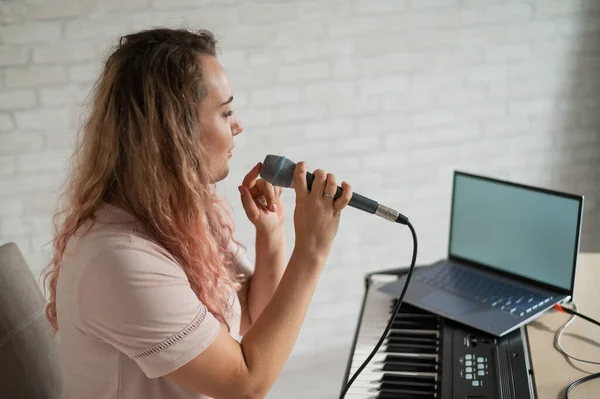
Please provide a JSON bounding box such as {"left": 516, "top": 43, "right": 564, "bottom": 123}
{"left": 199, "top": 55, "right": 243, "bottom": 183}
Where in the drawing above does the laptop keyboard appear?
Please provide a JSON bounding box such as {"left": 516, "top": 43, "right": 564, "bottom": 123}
{"left": 416, "top": 264, "right": 554, "bottom": 317}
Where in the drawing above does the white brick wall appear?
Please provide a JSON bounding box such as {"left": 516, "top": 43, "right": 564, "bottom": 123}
{"left": 1, "top": 1, "right": 599, "bottom": 398}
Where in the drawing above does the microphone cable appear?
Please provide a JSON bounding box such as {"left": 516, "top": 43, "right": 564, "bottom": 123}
{"left": 552, "top": 304, "right": 600, "bottom": 399}
{"left": 339, "top": 220, "right": 418, "bottom": 399}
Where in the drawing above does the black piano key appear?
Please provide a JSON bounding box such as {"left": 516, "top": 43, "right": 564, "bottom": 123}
{"left": 382, "top": 355, "right": 438, "bottom": 373}
{"left": 381, "top": 373, "right": 437, "bottom": 384}
{"left": 380, "top": 373, "right": 438, "bottom": 390}
{"left": 387, "top": 331, "right": 438, "bottom": 344}
{"left": 391, "top": 318, "right": 440, "bottom": 330}
{"left": 386, "top": 343, "right": 438, "bottom": 354}
{"left": 377, "top": 389, "right": 436, "bottom": 398}
{"left": 389, "top": 302, "right": 433, "bottom": 315}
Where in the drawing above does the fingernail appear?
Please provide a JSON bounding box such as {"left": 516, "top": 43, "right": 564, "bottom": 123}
{"left": 238, "top": 186, "right": 243, "bottom": 195}
{"left": 271, "top": 204, "right": 277, "bottom": 212}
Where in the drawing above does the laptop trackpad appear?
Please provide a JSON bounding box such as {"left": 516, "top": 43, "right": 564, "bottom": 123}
{"left": 420, "top": 291, "right": 478, "bottom": 316}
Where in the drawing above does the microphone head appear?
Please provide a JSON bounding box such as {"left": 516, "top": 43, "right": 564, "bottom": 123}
{"left": 261, "top": 155, "right": 296, "bottom": 188}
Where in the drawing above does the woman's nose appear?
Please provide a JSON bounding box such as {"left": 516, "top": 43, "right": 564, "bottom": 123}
{"left": 232, "top": 116, "right": 243, "bottom": 136}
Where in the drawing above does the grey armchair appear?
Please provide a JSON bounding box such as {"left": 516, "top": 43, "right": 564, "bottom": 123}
{"left": 0, "top": 242, "right": 62, "bottom": 398}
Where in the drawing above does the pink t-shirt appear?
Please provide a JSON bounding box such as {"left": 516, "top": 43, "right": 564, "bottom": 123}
{"left": 56, "top": 202, "right": 253, "bottom": 399}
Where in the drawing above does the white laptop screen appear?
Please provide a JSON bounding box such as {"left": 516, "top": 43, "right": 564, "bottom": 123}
{"left": 449, "top": 172, "right": 582, "bottom": 292}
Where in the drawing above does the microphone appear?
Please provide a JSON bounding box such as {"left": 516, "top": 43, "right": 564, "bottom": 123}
{"left": 260, "top": 154, "right": 409, "bottom": 225}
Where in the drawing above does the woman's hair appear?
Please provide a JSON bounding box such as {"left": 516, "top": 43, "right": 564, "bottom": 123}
{"left": 43, "top": 27, "right": 243, "bottom": 334}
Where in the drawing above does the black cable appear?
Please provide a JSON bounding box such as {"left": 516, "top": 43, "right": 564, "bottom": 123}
{"left": 555, "top": 304, "right": 600, "bottom": 328}
{"left": 339, "top": 220, "right": 418, "bottom": 399}
{"left": 565, "top": 372, "right": 600, "bottom": 399}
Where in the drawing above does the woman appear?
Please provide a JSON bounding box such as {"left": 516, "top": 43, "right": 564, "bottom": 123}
{"left": 43, "top": 27, "right": 353, "bottom": 399}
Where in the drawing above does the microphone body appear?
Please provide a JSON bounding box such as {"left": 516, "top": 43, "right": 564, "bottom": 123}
{"left": 261, "top": 155, "right": 409, "bottom": 225}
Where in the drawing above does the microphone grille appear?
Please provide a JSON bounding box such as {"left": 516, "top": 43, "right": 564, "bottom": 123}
{"left": 260, "top": 155, "right": 296, "bottom": 188}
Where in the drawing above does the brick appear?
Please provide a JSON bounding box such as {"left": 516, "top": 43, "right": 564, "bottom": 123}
{"left": 458, "top": 104, "right": 507, "bottom": 121}
{"left": 250, "top": 86, "right": 301, "bottom": 106}
{"left": 333, "top": 59, "right": 358, "bottom": 79}
{"left": 305, "top": 81, "right": 355, "bottom": 102}
{"left": 277, "top": 61, "right": 330, "bottom": 83}
{"left": 0, "top": 46, "right": 29, "bottom": 67}
{"left": 68, "top": 63, "right": 101, "bottom": 84}
{"left": 359, "top": 76, "right": 408, "bottom": 96}
{"left": 413, "top": 109, "right": 455, "bottom": 128}
{"left": 186, "top": 7, "right": 242, "bottom": 29}
{"left": 332, "top": 137, "right": 380, "bottom": 154}
{"left": 328, "top": 16, "right": 383, "bottom": 37}
{"left": 303, "top": 119, "right": 355, "bottom": 141}
{"left": 509, "top": 99, "right": 556, "bottom": 115}
{"left": 363, "top": 152, "right": 407, "bottom": 169}
{"left": 382, "top": 93, "right": 434, "bottom": 112}
{"left": 0, "top": 173, "right": 62, "bottom": 196}
{"left": 533, "top": 0, "right": 583, "bottom": 16}
{"left": 17, "top": 150, "right": 69, "bottom": 172}
{"left": 270, "top": 104, "right": 326, "bottom": 124}
{"left": 329, "top": 96, "right": 380, "bottom": 117}
{"left": 239, "top": 3, "right": 300, "bottom": 24}
{"left": 483, "top": 117, "right": 530, "bottom": 136}
{"left": 284, "top": 40, "right": 353, "bottom": 63}
{"left": 64, "top": 18, "right": 131, "bottom": 40}
{"left": 0, "top": 90, "right": 37, "bottom": 111}
{"left": 464, "top": 65, "right": 508, "bottom": 85}
{"left": 5, "top": 66, "right": 67, "bottom": 89}
{"left": 151, "top": 0, "right": 211, "bottom": 10}
{"left": 14, "top": 109, "right": 72, "bottom": 130}
{"left": 0, "top": 133, "right": 44, "bottom": 154}
{"left": 0, "top": 2, "right": 27, "bottom": 24}
{"left": 0, "top": 22, "right": 61, "bottom": 45}
{"left": 356, "top": 114, "right": 409, "bottom": 134}
{"left": 419, "top": 125, "right": 479, "bottom": 144}
{"left": 436, "top": 87, "right": 487, "bottom": 108}
{"left": 0, "top": 157, "right": 17, "bottom": 177}
{"left": 462, "top": 3, "right": 534, "bottom": 25}
{"left": 0, "top": 113, "right": 15, "bottom": 131}
{"left": 408, "top": 0, "right": 459, "bottom": 9}
{"left": 485, "top": 44, "right": 531, "bottom": 63}
{"left": 90, "top": 0, "right": 149, "bottom": 12}
{"left": 354, "top": 0, "right": 407, "bottom": 15}
{"left": 39, "top": 86, "right": 88, "bottom": 107}
{"left": 0, "top": 197, "right": 23, "bottom": 216}
{"left": 217, "top": 50, "right": 246, "bottom": 70}
{"left": 33, "top": 42, "right": 98, "bottom": 64}
{"left": 236, "top": 108, "right": 272, "bottom": 128}
{"left": 27, "top": 0, "right": 85, "bottom": 20}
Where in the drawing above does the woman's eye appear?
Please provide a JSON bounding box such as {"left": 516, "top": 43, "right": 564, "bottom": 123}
{"left": 222, "top": 110, "right": 234, "bottom": 118}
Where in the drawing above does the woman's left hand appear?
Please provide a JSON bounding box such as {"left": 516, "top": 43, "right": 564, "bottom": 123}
{"left": 239, "top": 162, "right": 285, "bottom": 233}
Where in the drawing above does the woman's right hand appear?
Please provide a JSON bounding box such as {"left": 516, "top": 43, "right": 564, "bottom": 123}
{"left": 291, "top": 161, "right": 353, "bottom": 265}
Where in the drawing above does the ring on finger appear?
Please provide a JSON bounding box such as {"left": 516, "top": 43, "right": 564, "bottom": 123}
{"left": 323, "top": 192, "right": 335, "bottom": 199}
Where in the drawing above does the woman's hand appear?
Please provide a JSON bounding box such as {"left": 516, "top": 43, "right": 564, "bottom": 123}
{"left": 291, "top": 161, "right": 352, "bottom": 264}
{"left": 239, "top": 162, "right": 285, "bottom": 234}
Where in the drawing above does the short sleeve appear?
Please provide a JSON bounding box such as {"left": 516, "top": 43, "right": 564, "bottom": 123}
{"left": 77, "top": 242, "right": 221, "bottom": 379}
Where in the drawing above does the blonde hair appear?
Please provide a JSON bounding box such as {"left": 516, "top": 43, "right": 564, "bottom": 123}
{"left": 43, "top": 27, "right": 242, "bottom": 334}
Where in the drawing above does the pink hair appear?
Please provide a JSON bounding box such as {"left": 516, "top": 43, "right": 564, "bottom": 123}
{"left": 42, "top": 27, "right": 243, "bottom": 334}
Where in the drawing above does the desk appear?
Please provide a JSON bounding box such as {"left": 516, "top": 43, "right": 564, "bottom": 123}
{"left": 528, "top": 253, "right": 600, "bottom": 398}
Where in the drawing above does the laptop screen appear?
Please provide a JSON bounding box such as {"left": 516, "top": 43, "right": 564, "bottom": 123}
{"left": 449, "top": 172, "right": 582, "bottom": 292}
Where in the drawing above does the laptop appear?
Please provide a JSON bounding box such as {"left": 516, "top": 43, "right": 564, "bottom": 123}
{"left": 380, "top": 171, "right": 584, "bottom": 337}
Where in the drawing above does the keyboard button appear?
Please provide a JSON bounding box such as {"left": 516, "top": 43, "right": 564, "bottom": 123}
{"left": 477, "top": 357, "right": 484, "bottom": 363}
{"left": 478, "top": 370, "right": 485, "bottom": 376}
{"left": 466, "top": 367, "right": 473, "bottom": 373}
{"left": 472, "top": 381, "right": 480, "bottom": 386}
{"left": 465, "top": 354, "right": 472, "bottom": 360}
{"left": 466, "top": 361, "right": 472, "bottom": 366}
{"left": 477, "top": 364, "right": 485, "bottom": 370}
{"left": 466, "top": 374, "right": 473, "bottom": 380}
